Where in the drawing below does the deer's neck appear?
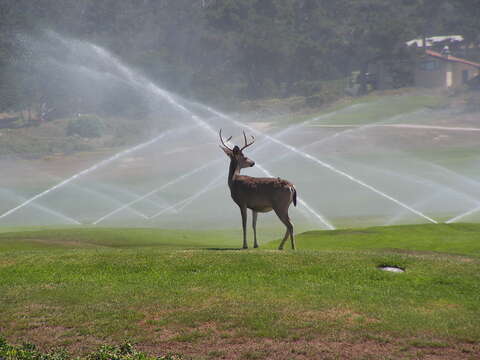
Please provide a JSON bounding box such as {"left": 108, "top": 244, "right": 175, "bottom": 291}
{"left": 228, "top": 159, "right": 241, "bottom": 188}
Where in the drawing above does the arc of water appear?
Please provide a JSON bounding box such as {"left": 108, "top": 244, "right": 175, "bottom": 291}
{"left": 44, "top": 34, "right": 334, "bottom": 229}
{"left": 258, "top": 108, "right": 480, "bottom": 225}
{"left": 148, "top": 169, "right": 318, "bottom": 223}
{"left": 30, "top": 202, "right": 81, "bottom": 225}
{"left": 93, "top": 152, "right": 321, "bottom": 225}
{"left": 197, "top": 106, "right": 424, "bottom": 227}
{"left": 297, "top": 118, "right": 480, "bottom": 226}
{"left": 28, "top": 203, "right": 81, "bottom": 225}
{"left": 384, "top": 194, "right": 438, "bottom": 226}
{"left": 0, "top": 126, "right": 192, "bottom": 221}
{"left": 253, "top": 164, "right": 335, "bottom": 229}
{"left": 250, "top": 110, "right": 427, "bottom": 170}
{"left": 158, "top": 86, "right": 430, "bottom": 228}
{"left": 386, "top": 192, "right": 480, "bottom": 226}
{"left": 84, "top": 42, "right": 334, "bottom": 229}
{"left": 297, "top": 111, "right": 427, "bottom": 151}
{"left": 305, "top": 120, "right": 480, "bottom": 225}
{"left": 430, "top": 165, "right": 480, "bottom": 224}
{"left": 97, "top": 184, "right": 168, "bottom": 212}
{"left": 406, "top": 157, "right": 480, "bottom": 224}
{"left": 270, "top": 106, "right": 480, "bottom": 205}
{"left": 65, "top": 183, "right": 149, "bottom": 220}
{"left": 338, "top": 159, "right": 480, "bottom": 225}
{"left": 93, "top": 159, "right": 223, "bottom": 224}
{"left": 196, "top": 105, "right": 438, "bottom": 224}
{"left": 93, "top": 161, "right": 221, "bottom": 224}
{"left": 148, "top": 175, "right": 223, "bottom": 220}
{"left": 37, "top": 34, "right": 436, "bottom": 227}
{"left": 376, "top": 124, "right": 480, "bottom": 132}
{"left": 211, "top": 129, "right": 336, "bottom": 229}
{"left": 0, "top": 191, "right": 80, "bottom": 225}
{"left": 149, "top": 98, "right": 336, "bottom": 228}
{"left": 427, "top": 162, "right": 480, "bottom": 192}
{"left": 446, "top": 206, "right": 480, "bottom": 223}
{"left": 293, "top": 116, "right": 480, "bottom": 225}
{"left": 188, "top": 100, "right": 369, "bottom": 140}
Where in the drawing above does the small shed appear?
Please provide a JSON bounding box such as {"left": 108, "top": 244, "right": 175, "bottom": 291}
{"left": 415, "top": 49, "right": 480, "bottom": 88}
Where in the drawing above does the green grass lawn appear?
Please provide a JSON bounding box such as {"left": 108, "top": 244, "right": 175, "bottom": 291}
{"left": 1, "top": 224, "right": 479, "bottom": 359}
{"left": 266, "top": 89, "right": 447, "bottom": 128}
{"left": 265, "top": 223, "right": 480, "bottom": 256}
{"left": 311, "top": 93, "right": 445, "bottom": 126}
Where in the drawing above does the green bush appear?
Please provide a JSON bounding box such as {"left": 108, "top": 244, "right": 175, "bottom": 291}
{"left": 305, "top": 95, "right": 324, "bottom": 107}
{"left": 0, "top": 337, "right": 184, "bottom": 360}
{"left": 303, "top": 78, "right": 348, "bottom": 107}
{"left": 0, "top": 337, "right": 69, "bottom": 360}
{"left": 66, "top": 115, "right": 106, "bottom": 138}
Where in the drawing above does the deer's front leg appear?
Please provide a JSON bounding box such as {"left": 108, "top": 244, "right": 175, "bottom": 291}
{"left": 240, "top": 206, "right": 248, "bottom": 249}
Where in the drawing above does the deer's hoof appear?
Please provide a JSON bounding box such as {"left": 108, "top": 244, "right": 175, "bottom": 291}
{"left": 278, "top": 247, "right": 284, "bottom": 250}
{"left": 243, "top": 246, "right": 248, "bottom": 250}
{"left": 254, "top": 244, "right": 259, "bottom": 248}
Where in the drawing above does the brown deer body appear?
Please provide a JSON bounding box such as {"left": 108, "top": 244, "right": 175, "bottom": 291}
{"left": 220, "top": 130, "right": 297, "bottom": 250}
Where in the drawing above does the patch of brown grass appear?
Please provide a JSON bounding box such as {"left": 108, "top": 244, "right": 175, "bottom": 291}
{"left": 3, "top": 319, "right": 480, "bottom": 359}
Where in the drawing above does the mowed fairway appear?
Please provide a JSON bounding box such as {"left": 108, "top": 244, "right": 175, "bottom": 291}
{"left": 1, "top": 225, "right": 480, "bottom": 359}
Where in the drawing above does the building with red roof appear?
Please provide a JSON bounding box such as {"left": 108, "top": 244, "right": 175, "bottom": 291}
{"left": 414, "top": 48, "right": 480, "bottom": 89}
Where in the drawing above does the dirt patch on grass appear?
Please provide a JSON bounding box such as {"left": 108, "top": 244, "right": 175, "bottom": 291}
{"left": 0, "top": 258, "right": 18, "bottom": 267}
{"left": 3, "top": 319, "right": 479, "bottom": 359}
{"left": 298, "top": 308, "right": 379, "bottom": 326}
{"left": 138, "top": 336, "right": 479, "bottom": 360}
{"left": 134, "top": 317, "right": 478, "bottom": 359}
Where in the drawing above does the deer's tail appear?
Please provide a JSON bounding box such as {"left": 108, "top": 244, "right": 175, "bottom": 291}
{"left": 292, "top": 186, "right": 297, "bottom": 207}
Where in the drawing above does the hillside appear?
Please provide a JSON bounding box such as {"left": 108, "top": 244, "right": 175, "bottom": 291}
{"left": 0, "top": 88, "right": 454, "bottom": 159}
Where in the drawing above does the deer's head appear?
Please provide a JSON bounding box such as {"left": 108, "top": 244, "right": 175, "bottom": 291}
{"left": 219, "top": 129, "right": 255, "bottom": 169}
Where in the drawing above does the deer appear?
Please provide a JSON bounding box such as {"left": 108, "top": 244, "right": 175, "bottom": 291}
{"left": 219, "top": 129, "right": 297, "bottom": 250}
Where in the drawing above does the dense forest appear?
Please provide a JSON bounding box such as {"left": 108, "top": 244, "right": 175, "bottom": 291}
{"left": 0, "top": 0, "right": 479, "bottom": 115}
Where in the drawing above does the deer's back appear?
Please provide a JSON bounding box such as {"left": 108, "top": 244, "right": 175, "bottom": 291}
{"left": 230, "top": 175, "right": 295, "bottom": 211}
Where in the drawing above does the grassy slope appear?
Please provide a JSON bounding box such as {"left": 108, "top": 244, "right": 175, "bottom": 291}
{"left": 265, "top": 89, "right": 447, "bottom": 128}
{"left": 1, "top": 90, "right": 446, "bottom": 160}
{"left": 0, "top": 228, "right": 238, "bottom": 252}
{"left": 0, "top": 225, "right": 479, "bottom": 359}
{"left": 265, "top": 223, "right": 480, "bottom": 256}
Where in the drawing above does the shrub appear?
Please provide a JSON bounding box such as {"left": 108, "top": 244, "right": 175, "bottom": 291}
{"left": 303, "top": 78, "right": 348, "bottom": 107}
{"left": 305, "top": 95, "right": 324, "bottom": 107}
{"left": 66, "top": 114, "right": 106, "bottom": 138}
{"left": 0, "top": 337, "right": 69, "bottom": 360}
{"left": 0, "top": 337, "right": 184, "bottom": 360}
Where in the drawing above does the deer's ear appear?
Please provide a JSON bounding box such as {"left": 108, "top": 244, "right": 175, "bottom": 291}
{"left": 220, "top": 145, "right": 233, "bottom": 157}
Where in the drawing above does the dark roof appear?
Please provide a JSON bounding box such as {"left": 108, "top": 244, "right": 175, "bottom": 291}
{"left": 426, "top": 49, "right": 480, "bottom": 68}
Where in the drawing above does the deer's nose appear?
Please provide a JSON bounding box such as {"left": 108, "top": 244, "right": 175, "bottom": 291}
{"left": 251, "top": 162, "right": 255, "bottom": 167}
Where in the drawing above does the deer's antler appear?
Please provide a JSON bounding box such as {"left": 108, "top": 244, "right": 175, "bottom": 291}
{"left": 241, "top": 131, "right": 255, "bottom": 151}
{"left": 219, "top": 129, "right": 233, "bottom": 150}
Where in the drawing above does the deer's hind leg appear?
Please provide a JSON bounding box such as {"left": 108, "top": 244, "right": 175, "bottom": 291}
{"left": 278, "top": 228, "right": 289, "bottom": 250}
{"left": 252, "top": 210, "right": 259, "bottom": 248}
{"left": 274, "top": 207, "right": 295, "bottom": 250}
{"left": 240, "top": 206, "right": 248, "bottom": 249}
